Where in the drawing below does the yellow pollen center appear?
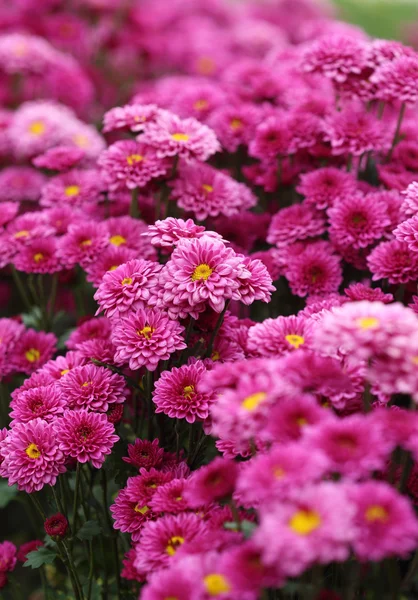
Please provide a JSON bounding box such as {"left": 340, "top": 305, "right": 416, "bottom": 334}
{"left": 33, "top": 253, "right": 44, "bottom": 263}
{"left": 273, "top": 466, "right": 285, "bottom": 479}
{"left": 14, "top": 230, "right": 29, "bottom": 239}
{"left": 29, "top": 121, "right": 45, "bottom": 135}
{"left": 204, "top": 574, "right": 231, "bottom": 596}
{"left": 25, "top": 443, "right": 41, "bottom": 459}
{"left": 211, "top": 350, "right": 220, "bottom": 361}
{"left": 73, "top": 134, "right": 89, "bottom": 148}
{"left": 192, "top": 263, "right": 213, "bottom": 281}
{"left": 356, "top": 317, "right": 379, "bottom": 330}
{"left": 285, "top": 334, "right": 305, "bottom": 349}
{"left": 121, "top": 277, "right": 133, "bottom": 285}
{"left": 25, "top": 348, "right": 40, "bottom": 363}
{"left": 138, "top": 326, "right": 154, "bottom": 339}
{"left": 183, "top": 385, "right": 195, "bottom": 399}
{"left": 109, "top": 234, "right": 126, "bottom": 247}
{"left": 109, "top": 265, "right": 118, "bottom": 271}
{"left": 194, "top": 99, "right": 209, "bottom": 110}
{"left": 134, "top": 504, "right": 150, "bottom": 515}
{"left": 296, "top": 417, "right": 308, "bottom": 426}
{"left": 171, "top": 133, "right": 189, "bottom": 142}
{"left": 165, "top": 598, "right": 178, "bottom": 600}
{"left": 175, "top": 496, "right": 183, "bottom": 501}
{"left": 230, "top": 118, "right": 243, "bottom": 130}
{"left": 80, "top": 239, "right": 92, "bottom": 247}
{"left": 197, "top": 56, "right": 215, "bottom": 75}
{"left": 365, "top": 505, "right": 388, "bottom": 523}
{"left": 202, "top": 184, "right": 213, "bottom": 193}
{"left": 241, "top": 391, "right": 267, "bottom": 412}
{"left": 61, "top": 369, "right": 70, "bottom": 376}
{"left": 289, "top": 510, "right": 321, "bottom": 535}
{"left": 126, "top": 154, "right": 144, "bottom": 165}
{"left": 81, "top": 381, "right": 92, "bottom": 387}
{"left": 65, "top": 185, "right": 80, "bottom": 197}
{"left": 166, "top": 536, "right": 185, "bottom": 556}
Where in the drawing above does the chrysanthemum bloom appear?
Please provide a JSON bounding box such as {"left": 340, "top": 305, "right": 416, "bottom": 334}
{"left": 94, "top": 259, "right": 162, "bottom": 319}
{"left": 254, "top": 483, "right": 356, "bottom": 577}
{"left": 371, "top": 56, "right": 418, "bottom": 104}
{"left": 0, "top": 202, "right": 19, "bottom": 229}
{"left": 285, "top": 242, "right": 342, "bottom": 298}
{"left": 236, "top": 256, "right": 275, "bottom": 306}
{"left": 144, "top": 217, "right": 222, "bottom": 250}
{"left": 150, "top": 479, "right": 190, "bottom": 514}
{"left": 247, "top": 315, "right": 314, "bottom": 357}
{"left": 74, "top": 338, "right": 115, "bottom": 364}
{"left": 57, "top": 364, "right": 128, "bottom": 412}
{"left": 111, "top": 487, "right": 155, "bottom": 541}
{"left": 140, "top": 561, "right": 196, "bottom": 600}
{"left": 236, "top": 442, "right": 329, "bottom": 506}
{"left": 103, "top": 103, "right": 160, "bottom": 133}
{"left": 158, "top": 237, "right": 248, "bottom": 319}
{"left": 39, "top": 351, "right": 86, "bottom": 382}
{"left": 66, "top": 317, "right": 112, "bottom": 350}
{"left": 40, "top": 169, "right": 103, "bottom": 209}
{"left": 123, "top": 439, "right": 165, "bottom": 470}
{"left": 328, "top": 194, "right": 390, "bottom": 250}
{"left": 170, "top": 161, "right": 256, "bottom": 220}
{"left": 85, "top": 246, "right": 138, "bottom": 287}
{"left": 184, "top": 457, "right": 238, "bottom": 507}
{"left": 9, "top": 329, "right": 56, "bottom": 375}
{"left": 134, "top": 513, "right": 208, "bottom": 573}
{"left": 33, "top": 145, "right": 85, "bottom": 171}
{"left": 297, "top": 167, "right": 357, "bottom": 211}
{"left": 0, "top": 166, "right": 46, "bottom": 203}
{"left": 104, "top": 216, "right": 154, "bottom": 256}
{"left": 378, "top": 162, "right": 417, "bottom": 192}
{"left": 394, "top": 216, "right": 418, "bottom": 253}
{"left": 207, "top": 103, "right": 261, "bottom": 153}
{"left": 0, "top": 541, "right": 16, "bottom": 574}
{"left": 13, "top": 237, "right": 61, "bottom": 274}
{"left": 170, "top": 79, "right": 227, "bottom": 121}
{"left": 44, "top": 514, "right": 68, "bottom": 540}
{"left": 16, "top": 540, "right": 43, "bottom": 563}
{"left": 368, "top": 240, "right": 418, "bottom": 284}
{"left": 401, "top": 181, "right": 418, "bottom": 217}
{"left": 121, "top": 548, "right": 145, "bottom": 583}
{"left": 142, "top": 110, "right": 220, "bottom": 162}
{"left": 125, "top": 469, "right": 174, "bottom": 506}
{"left": 57, "top": 222, "right": 108, "bottom": 269}
{"left": 344, "top": 282, "right": 393, "bottom": 304}
{"left": 348, "top": 481, "right": 418, "bottom": 561}
{"left": 302, "top": 34, "right": 368, "bottom": 83}
{"left": 0, "top": 319, "right": 25, "bottom": 377}
{"left": 248, "top": 113, "right": 292, "bottom": 159}
{"left": 267, "top": 204, "right": 326, "bottom": 248}
{"left": 7, "top": 213, "right": 54, "bottom": 246}
{"left": 0, "top": 419, "right": 65, "bottom": 493}
{"left": 98, "top": 140, "right": 171, "bottom": 191}
{"left": 55, "top": 409, "right": 118, "bottom": 468}
{"left": 153, "top": 361, "right": 215, "bottom": 423}
{"left": 9, "top": 384, "right": 66, "bottom": 426}
{"left": 112, "top": 308, "right": 186, "bottom": 372}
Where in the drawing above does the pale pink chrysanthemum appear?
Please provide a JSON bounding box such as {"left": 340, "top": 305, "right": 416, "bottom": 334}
{"left": 94, "top": 259, "right": 162, "bottom": 319}
{"left": 55, "top": 409, "right": 118, "bottom": 468}
{"left": 143, "top": 218, "right": 222, "bottom": 250}
{"left": 0, "top": 166, "right": 46, "bottom": 203}
{"left": 33, "top": 145, "right": 85, "bottom": 171}
{"left": 236, "top": 256, "right": 275, "bottom": 306}
{"left": 103, "top": 103, "right": 160, "bottom": 133}
{"left": 85, "top": 246, "right": 138, "bottom": 287}
{"left": 40, "top": 169, "right": 104, "bottom": 209}
{"left": 267, "top": 204, "right": 326, "bottom": 248}
{"left": 371, "top": 56, "right": 418, "bottom": 104}
{"left": 0, "top": 419, "right": 66, "bottom": 493}
{"left": 302, "top": 34, "right": 368, "bottom": 83}
{"left": 367, "top": 240, "right": 418, "bottom": 284}
{"left": 57, "top": 222, "right": 108, "bottom": 269}
{"left": 285, "top": 242, "right": 342, "bottom": 298}
{"left": 9, "top": 329, "right": 56, "bottom": 375}
{"left": 13, "top": 237, "right": 61, "bottom": 274}
{"left": 297, "top": 167, "right": 357, "bottom": 211}
{"left": 394, "top": 216, "right": 418, "bottom": 252}
{"left": 247, "top": 315, "right": 314, "bottom": 357}
{"left": 9, "top": 384, "right": 66, "bottom": 426}
{"left": 112, "top": 308, "right": 186, "bottom": 372}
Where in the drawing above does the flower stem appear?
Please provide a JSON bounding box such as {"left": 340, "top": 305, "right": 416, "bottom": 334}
{"left": 205, "top": 301, "right": 230, "bottom": 359}
{"left": 101, "top": 469, "right": 122, "bottom": 600}
{"left": 129, "top": 186, "right": 140, "bottom": 219}
{"left": 72, "top": 462, "right": 81, "bottom": 536}
{"left": 11, "top": 266, "right": 32, "bottom": 311}
{"left": 387, "top": 102, "right": 406, "bottom": 161}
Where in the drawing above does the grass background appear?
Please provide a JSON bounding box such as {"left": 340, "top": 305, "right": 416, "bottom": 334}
{"left": 333, "top": 0, "right": 418, "bottom": 40}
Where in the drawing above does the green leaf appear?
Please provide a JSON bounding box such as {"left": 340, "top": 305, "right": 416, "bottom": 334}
{"left": 0, "top": 482, "right": 18, "bottom": 508}
{"left": 223, "top": 519, "right": 256, "bottom": 538}
{"left": 77, "top": 520, "right": 102, "bottom": 541}
{"left": 24, "top": 547, "right": 57, "bottom": 569}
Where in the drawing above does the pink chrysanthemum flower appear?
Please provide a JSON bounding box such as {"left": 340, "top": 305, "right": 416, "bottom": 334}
{"left": 170, "top": 161, "right": 256, "bottom": 220}
{"left": 248, "top": 114, "right": 292, "bottom": 159}
{"left": 98, "top": 140, "right": 171, "bottom": 191}
{"left": 134, "top": 513, "right": 208, "bottom": 573}
{"left": 57, "top": 364, "right": 128, "bottom": 413}
{"left": 66, "top": 317, "right": 112, "bottom": 350}
{"left": 153, "top": 361, "right": 215, "bottom": 423}
{"left": 236, "top": 256, "right": 275, "bottom": 306}
{"left": 0, "top": 541, "right": 16, "bottom": 573}
{"left": 0, "top": 419, "right": 66, "bottom": 493}
{"left": 207, "top": 103, "right": 261, "bottom": 153}
{"left": 57, "top": 222, "right": 108, "bottom": 269}
{"left": 0, "top": 202, "right": 19, "bottom": 229}
{"left": 112, "top": 308, "right": 186, "bottom": 372}
{"left": 302, "top": 34, "right": 368, "bottom": 83}
{"left": 254, "top": 483, "right": 356, "bottom": 577}
{"left": 103, "top": 104, "right": 160, "bottom": 133}
{"left": 125, "top": 469, "right": 174, "bottom": 506}
{"left": 140, "top": 561, "right": 196, "bottom": 600}
{"left": 33, "top": 145, "right": 85, "bottom": 171}
{"left": 150, "top": 479, "right": 189, "bottom": 514}
{"left": 344, "top": 282, "right": 393, "bottom": 303}
{"left": 402, "top": 181, "right": 418, "bottom": 217}
{"left": 267, "top": 204, "right": 326, "bottom": 248}
{"left": 328, "top": 193, "right": 390, "bottom": 250}
{"left": 40, "top": 169, "right": 103, "bottom": 209}
{"left": 111, "top": 488, "right": 155, "bottom": 541}
{"left": 285, "top": 242, "right": 342, "bottom": 298}
{"left": 55, "top": 409, "right": 118, "bottom": 468}
{"left": 158, "top": 237, "right": 248, "bottom": 318}
{"left": 16, "top": 540, "right": 43, "bottom": 563}
{"left": 123, "top": 439, "right": 165, "bottom": 471}
{"left": 394, "top": 215, "right": 418, "bottom": 252}
{"left": 7, "top": 213, "right": 54, "bottom": 246}
{"left": 39, "top": 351, "right": 86, "bottom": 382}
{"left": 348, "top": 481, "right": 418, "bottom": 561}
{"left": 367, "top": 240, "right": 418, "bottom": 284}
{"left": 298, "top": 167, "right": 357, "bottom": 211}
{"left": 184, "top": 457, "right": 238, "bottom": 507}
{"left": 13, "top": 237, "right": 61, "bottom": 274}
{"left": 144, "top": 218, "right": 222, "bottom": 250}
{"left": 371, "top": 56, "right": 418, "bottom": 104}
{"left": 0, "top": 166, "right": 46, "bottom": 203}
{"left": 247, "top": 315, "right": 314, "bottom": 357}
{"left": 9, "top": 329, "right": 56, "bottom": 375}
{"left": 85, "top": 247, "right": 138, "bottom": 287}
{"left": 0, "top": 319, "right": 25, "bottom": 377}
{"left": 77, "top": 339, "right": 116, "bottom": 365}
{"left": 94, "top": 259, "right": 162, "bottom": 319}
{"left": 121, "top": 548, "right": 145, "bottom": 583}
{"left": 265, "top": 395, "right": 332, "bottom": 443}
{"left": 142, "top": 111, "right": 220, "bottom": 162}
{"left": 104, "top": 217, "right": 155, "bottom": 256}
{"left": 9, "top": 384, "right": 66, "bottom": 426}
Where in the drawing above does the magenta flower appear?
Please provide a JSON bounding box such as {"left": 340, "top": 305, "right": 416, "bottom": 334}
{"left": 0, "top": 541, "right": 16, "bottom": 573}
{"left": 150, "top": 479, "right": 189, "bottom": 514}
{"left": 284, "top": 242, "right": 342, "bottom": 298}
{"left": 302, "top": 34, "right": 368, "bottom": 83}
{"left": 57, "top": 222, "right": 108, "bottom": 269}
{"left": 0, "top": 166, "right": 46, "bottom": 203}
{"left": 236, "top": 256, "right": 275, "bottom": 306}
{"left": 247, "top": 315, "right": 314, "bottom": 357}
{"left": 123, "top": 439, "right": 165, "bottom": 470}
{"left": 85, "top": 247, "right": 138, "bottom": 287}
{"left": 394, "top": 216, "right": 418, "bottom": 252}
{"left": 13, "top": 237, "right": 61, "bottom": 274}
{"left": 111, "top": 488, "right": 155, "bottom": 541}
{"left": 66, "top": 317, "right": 112, "bottom": 350}
{"left": 103, "top": 103, "right": 160, "bottom": 133}
{"left": 368, "top": 240, "right": 418, "bottom": 284}
{"left": 144, "top": 217, "right": 222, "bottom": 250}
{"left": 299, "top": 167, "right": 357, "bottom": 211}
{"left": 9, "top": 384, "right": 66, "bottom": 426}
{"left": 371, "top": 56, "right": 418, "bottom": 104}
{"left": 9, "top": 329, "right": 56, "bottom": 375}
{"left": 344, "top": 282, "right": 393, "bottom": 304}
{"left": 33, "top": 145, "right": 85, "bottom": 171}
{"left": 267, "top": 203, "right": 326, "bottom": 248}
{"left": 40, "top": 169, "right": 103, "bottom": 209}
{"left": 207, "top": 103, "right": 260, "bottom": 153}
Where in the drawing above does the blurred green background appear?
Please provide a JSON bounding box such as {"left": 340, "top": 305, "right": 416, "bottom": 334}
{"left": 333, "top": 0, "right": 418, "bottom": 40}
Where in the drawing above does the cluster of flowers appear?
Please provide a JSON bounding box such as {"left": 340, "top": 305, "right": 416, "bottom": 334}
{"left": 2, "top": 0, "right": 418, "bottom": 598}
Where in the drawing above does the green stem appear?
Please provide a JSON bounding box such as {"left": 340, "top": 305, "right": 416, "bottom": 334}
{"left": 205, "top": 301, "right": 230, "bottom": 359}
{"left": 362, "top": 382, "right": 372, "bottom": 413}
{"left": 130, "top": 186, "right": 140, "bottom": 219}
{"left": 29, "top": 492, "right": 46, "bottom": 520}
{"left": 72, "top": 462, "right": 81, "bottom": 536}
{"left": 101, "top": 470, "right": 122, "bottom": 600}
{"left": 61, "top": 540, "right": 85, "bottom": 600}
{"left": 387, "top": 102, "right": 406, "bottom": 161}
{"left": 48, "top": 273, "right": 59, "bottom": 322}
{"left": 11, "top": 266, "right": 32, "bottom": 311}
{"left": 402, "top": 549, "right": 418, "bottom": 591}
{"left": 87, "top": 540, "right": 94, "bottom": 600}
{"left": 51, "top": 485, "right": 70, "bottom": 533}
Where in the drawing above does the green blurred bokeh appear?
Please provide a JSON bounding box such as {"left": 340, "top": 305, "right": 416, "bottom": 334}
{"left": 333, "top": 0, "right": 418, "bottom": 40}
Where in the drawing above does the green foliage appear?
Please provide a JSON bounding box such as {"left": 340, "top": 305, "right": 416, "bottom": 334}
{"left": 76, "top": 520, "right": 102, "bottom": 541}
{"left": 24, "top": 546, "right": 57, "bottom": 569}
{"left": 0, "top": 481, "right": 17, "bottom": 508}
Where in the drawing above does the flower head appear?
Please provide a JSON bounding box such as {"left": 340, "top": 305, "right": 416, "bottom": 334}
{"left": 285, "top": 242, "right": 342, "bottom": 298}
{"left": 9, "top": 329, "right": 56, "bottom": 375}
{"left": 44, "top": 514, "right": 68, "bottom": 540}
{"left": 10, "top": 384, "right": 66, "bottom": 426}
{"left": 367, "top": 240, "right": 418, "bottom": 284}
{"left": 267, "top": 204, "right": 326, "bottom": 248}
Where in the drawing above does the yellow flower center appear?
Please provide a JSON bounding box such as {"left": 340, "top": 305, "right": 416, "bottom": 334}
{"left": 25, "top": 443, "right": 41, "bottom": 459}
{"left": 166, "top": 536, "right": 185, "bottom": 556}
{"left": 285, "top": 334, "right": 305, "bottom": 349}
{"left": 73, "top": 134, "right": 89, "bottom": 148}
{"left": 60, "top": 369, "right": 70, "bottom": 376}
{"left": 29, "top": 121, "right": 45, "bottom": 135}
{"left": 203, "top": 574, "right": 231, "bottom": 596}
{"left": 411, "top": 356, "right": 418, "bottom": 365}
{"left": 202, "top": 184, "right": 213, "bottom": 193}
{"left": 109, "top": 265, "right": 119, "bottom": 271}
{"left": 365, "top": 505, "right": 388, "bottom": 523}
{"left": 194, "top": 99, "right": 209, "bottom": 110}
{"left": 197, "top": 56, "right": 215, "bottom": 75}
{"left": 134, "top": 504, "right": 150, "bottom": 515}
{"left": 273, "top": 466, "right": 285, "bottom": 479}
{"left": 65, "top": 185, "right": 80, "bottom": 197}
{"left": 356, "top": 317, "right": 379, "bottom": 330}
{"left": 14, "top": 230, "right": 29, "bottom": 239}
{"left": 126, "top": 154, "right": 144, "bottom": 165}
{"left": 192, "top": 263, "right": 213, "bottom": 281}
{"left": 183, "top": 385, "right": 195, "bottom": 399}
{"left": 296, "top": 417, "right": 308, "bottom": 426}
{"left": 109, "top": 234, "right": 126, "bottom": 247}
{"left": 289, "top": 509, "right": 321, "bottom": 535}
{"left": 121, "top": 277, "right": 133, "bottom": 285}
{"left": 33, "top": 253, "right": 44, "bottom": 263}
{"left": 171, "top": 133, "right": 189, "bottom": 142}
{"left": 81, "top": 381, "right": 92, "bottom": 387}
{"left": 211, "top": 350, "right": 220, "bottom": 361}
{"left": 25, "top": 348, "right": 40, "bottom": 363}
{"left": 138, "top": 326, "right": 154, "bottom": 339}
{"left": 230, "top": 118, "right": 243, "bottom": 130}
{"left": 241, "top": 391, "right": 267, "bottom": 412}
{"left": 80, "top": 239, "right": 92, "bottom": 247}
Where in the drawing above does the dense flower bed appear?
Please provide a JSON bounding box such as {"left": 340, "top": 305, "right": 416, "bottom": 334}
{"left": 2, "top": 0, "right": 418, "bottom": 598}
